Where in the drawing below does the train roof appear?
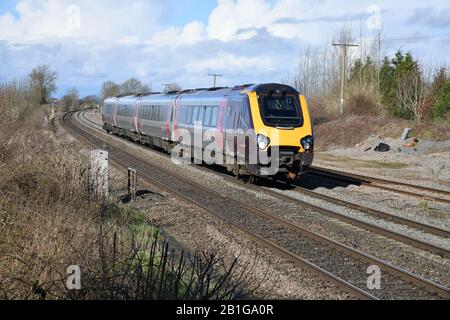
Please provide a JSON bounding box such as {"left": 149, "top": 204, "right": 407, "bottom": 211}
{"left": 104, "top": 83, "right": 300, "bottom": 102}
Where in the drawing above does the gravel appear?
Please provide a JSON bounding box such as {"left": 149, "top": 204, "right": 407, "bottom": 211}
{"left": 83, "top": 110, "right": 450, "bottom": 287}
{"left": 58, "top": 111, "right": 351, "bottom": 300}
{"left": 318, "top": 135, "right": 450, "bottom": 190}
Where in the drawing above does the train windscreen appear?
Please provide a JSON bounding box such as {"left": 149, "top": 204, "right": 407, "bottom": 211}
{"left": 258, "top": 94, "right": 303, "bottom": 128}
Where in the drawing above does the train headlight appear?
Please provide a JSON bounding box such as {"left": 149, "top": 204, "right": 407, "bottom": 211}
{"left": 301, "top": 136, "right": 314, "bottom": 152}
{"left": 257, "top": 134, "right": 270, "bottom": 150}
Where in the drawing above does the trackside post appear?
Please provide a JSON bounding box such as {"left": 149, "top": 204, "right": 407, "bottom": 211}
{"left": 90, "top": 150, "right": 109, "bottom": 199}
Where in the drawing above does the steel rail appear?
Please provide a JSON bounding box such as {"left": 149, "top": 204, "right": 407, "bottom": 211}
{"left": 308, "top": 166, "right": 450, "bottom": 205}
{"left": 62, "top": 111, "right": 450, "bottom": 300}
{"left": 79, "top": 110, "right": 450, "bottom": 255}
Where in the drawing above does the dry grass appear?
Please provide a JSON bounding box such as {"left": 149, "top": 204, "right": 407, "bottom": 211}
{"left": 0, "top": 79, "right": 261, "bottom": 300}
{"left": 314, "top": 114, "right": 450, "bottom": 151}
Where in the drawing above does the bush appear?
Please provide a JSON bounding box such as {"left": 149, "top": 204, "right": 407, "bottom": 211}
{"left": 0, "top": 73, "right": 262, "bottom": 300}
{"left": 432, "top": 79, "right": 450, "bottom": 121}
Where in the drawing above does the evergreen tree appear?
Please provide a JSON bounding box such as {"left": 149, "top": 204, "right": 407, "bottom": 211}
{"left": 432, "top": 78, "right": 450, "bottom": 121}
{"left": 430, "top": 68, "right": 448, "bottom": 101}
{"left": 379, "top": 51, "right": 423, "bottom": 120}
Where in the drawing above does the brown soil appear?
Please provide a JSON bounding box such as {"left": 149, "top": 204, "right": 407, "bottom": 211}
{"left": 315, "top": 115, "right": 450, "bottom": 151}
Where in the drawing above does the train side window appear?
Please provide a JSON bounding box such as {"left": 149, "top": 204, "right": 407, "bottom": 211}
{"left": 184, "top": 106, "right": 187, "bottom": 124}
{"left": 192, "top": 106, "right": 199, "bottom": 124}
{"left": 196, "top": 106, "right": 204, "bottom": 123}
{"left": 210, "top": 107, "right": 219, "bottom": 127}
{"left": 186, "top": 107, "right": 192, "bottom": 124}
{"left": 204, "top": 107, "right": 212, "bottom": 127}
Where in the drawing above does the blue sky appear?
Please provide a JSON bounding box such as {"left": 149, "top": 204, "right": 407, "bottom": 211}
{"left": 0, "top": 0, "right": 449, "bottom": 97}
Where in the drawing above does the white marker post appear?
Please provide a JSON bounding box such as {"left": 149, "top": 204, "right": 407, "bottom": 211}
{"left": 90, "top": 150, "right": 109, "bottom": 199}
{"left": 128, "top": 168, "right": 137, "bottom": 202}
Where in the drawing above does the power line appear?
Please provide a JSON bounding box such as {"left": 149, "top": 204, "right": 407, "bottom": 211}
{"left": 363, "top": 33, "right": 450, "bottom": 44}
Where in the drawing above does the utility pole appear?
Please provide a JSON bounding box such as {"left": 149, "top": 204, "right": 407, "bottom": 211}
{"left": 332, "top": 42, "right": 359, "bottom": 115}
{"left": 208, "top": 74, "right": 222, "bottom": 88}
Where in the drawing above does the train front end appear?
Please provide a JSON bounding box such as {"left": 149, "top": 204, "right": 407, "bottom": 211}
{"left": 246, "top": 84, "right": 314, "bottom": 179}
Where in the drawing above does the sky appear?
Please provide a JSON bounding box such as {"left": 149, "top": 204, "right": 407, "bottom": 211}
{"left": 0, "top": 0, "right": 449, "bottom": 97}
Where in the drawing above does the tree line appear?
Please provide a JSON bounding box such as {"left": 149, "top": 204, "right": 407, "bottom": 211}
{"left": 19, "top": 65, "right": 176, "bottom": 112}
{"left": 350, "top": 51, "right": 449, "bottom": 122}
{"left": 286, "top": 25, "right": 450, "bottom": 125}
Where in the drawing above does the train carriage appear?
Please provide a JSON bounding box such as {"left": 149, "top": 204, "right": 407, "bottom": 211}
{"left": 102, "top": 83, "right": 314, "bottom": 179}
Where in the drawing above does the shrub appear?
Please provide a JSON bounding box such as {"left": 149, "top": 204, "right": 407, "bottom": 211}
{"left": 432, "top": 79, "right": 450, "bottom": 121}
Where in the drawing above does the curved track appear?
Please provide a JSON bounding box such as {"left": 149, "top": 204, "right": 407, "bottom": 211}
{"left": 79, "top": 111, "right": 450, "bottom": 257}
{"left": 61, "top": 110, "right": 450, "bottom": 300}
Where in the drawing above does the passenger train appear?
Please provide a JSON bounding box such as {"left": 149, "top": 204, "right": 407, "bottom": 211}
{"left": 102, "top": 83, "right": 314, "bottom": 180}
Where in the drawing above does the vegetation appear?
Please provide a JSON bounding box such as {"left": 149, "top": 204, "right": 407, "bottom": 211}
{"left": 100, "top": 78, "right": 151, "bottom": 101}
{"left": 286, "top": 25, "right": 449, "bottom": 148}
{"left": 61, "top": 88, "right": 80, "bottom": 112}
{"left": 432, "top": 76, "right": 450, "bottom": 121}
{"left": 163, "top": 83, "right": 183, "bottom": 94}
{"left": 28, "top": 65, "right": 57, "bottom": 105}
{"left": 0, "top": 69, "right": 260, "bottom": 300}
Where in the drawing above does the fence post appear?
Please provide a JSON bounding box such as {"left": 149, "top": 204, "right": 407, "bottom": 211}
{"left": 128, "top": 168, "right": 137, "bottom": 202}
{"left": 90, "top": 150, "right": 109, "bottom": 199}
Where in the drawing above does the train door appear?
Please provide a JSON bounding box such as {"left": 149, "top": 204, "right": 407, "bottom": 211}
{"left": 223, "top": 96, "right": 240, "bottom": 159}
{"left": 113, "top": 100, "right": 118, "bottom": 127}
{"left": 134, "top": 99, "right": 141, "bottom": 133}
{"left": 170, "top": 96, "right": 180, "bottom": 142}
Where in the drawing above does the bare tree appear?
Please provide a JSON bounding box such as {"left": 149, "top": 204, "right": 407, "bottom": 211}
{"left": 163, "top": 83, "right": 182, "bottom": 93}
{"left": 61, "top": 88, "right": 80, "bottom": 112}
{"left": 28, "top": 65, "right": 57, "bottom": 105}
{"left": 395, "top": 71, "right": 426, "bottom": 121}
{"left": 120, "top": 78, "right": 151, "bottom": 95}
{"left": 100, "top": 81, "right": 120, "bottom": 102}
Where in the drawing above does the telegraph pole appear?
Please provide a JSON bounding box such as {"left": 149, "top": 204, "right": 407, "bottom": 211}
{"left": 332, "top": 42, "right": 359, "bottom": 115}
{"left": 208, "top": 74, "right": 222, "bottom": 88}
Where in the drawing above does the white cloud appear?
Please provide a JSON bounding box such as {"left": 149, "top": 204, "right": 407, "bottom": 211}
{"left": 150, "top": 21, "right": 206, "bottom": 48}
{"left": 0, "top": 0, "right": 449, "bottom": 97}
{"left": 0, "top": 0, "right": 165, "bottom": 43}
{"left": 407, "top": 7, "right": 450, "bottom": 28}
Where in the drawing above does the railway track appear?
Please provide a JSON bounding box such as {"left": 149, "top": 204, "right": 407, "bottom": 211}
{"left": 62, "top": 110, "right": 450, "bottom": 300}
{"left": 307, "top": 166, "right": 450, "bottom": 205}
{"left": 78, "top": 110, "right": 450, "bottom": 256}
{"left": 79, "top": 111, "right": 450, "bottom": 257}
